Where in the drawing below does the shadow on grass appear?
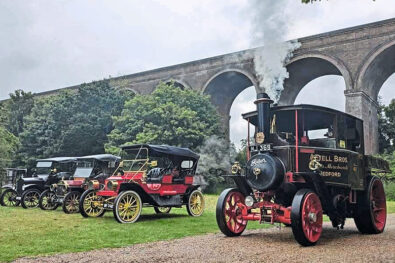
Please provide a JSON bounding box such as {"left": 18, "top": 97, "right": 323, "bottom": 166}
{"left": 82, "top": 212, "right": 189, "bottom": 223}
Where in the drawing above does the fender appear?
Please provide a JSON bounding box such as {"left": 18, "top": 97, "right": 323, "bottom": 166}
{"left": 1, "top": 184, "right": 15, "bottom": 190}
{"left": 23, "top": 184, "right": 45, "bottom": 192}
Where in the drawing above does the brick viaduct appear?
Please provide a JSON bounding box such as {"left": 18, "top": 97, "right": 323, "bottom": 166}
{"left": 42, "top": 18, "right": 395, "bottom": 154}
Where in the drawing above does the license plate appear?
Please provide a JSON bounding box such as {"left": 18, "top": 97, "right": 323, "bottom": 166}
{"left": 57, "top": 198, "right": 63, "bottom": 203}
{"left": 259, "top": 144, "right": 272, "bottom": 151}
{"left": 103, "top": 204, "right": 113, "bottom": 209}
{"left": 16, "top": 197, "right": 21, "bottom": 201}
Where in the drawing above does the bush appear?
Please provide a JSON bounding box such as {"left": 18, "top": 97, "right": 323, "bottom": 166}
{"left": 384, "top": 182, "right": 395, "bottom": 201}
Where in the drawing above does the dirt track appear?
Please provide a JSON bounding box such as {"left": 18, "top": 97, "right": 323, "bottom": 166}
{"left": 15, "top": 214, "right": 395, "bottom": 263}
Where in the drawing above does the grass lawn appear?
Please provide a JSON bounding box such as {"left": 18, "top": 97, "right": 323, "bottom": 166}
{"left": 0, "top": 194, "right": 269, "bottom": 262}
{"left": 0, "top": 197, "right": 394, "bottom": 262}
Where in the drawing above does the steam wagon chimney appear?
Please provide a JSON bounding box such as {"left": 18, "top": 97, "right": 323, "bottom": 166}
{"left": 254, "top": 92, "right": 273, "bottom": 142}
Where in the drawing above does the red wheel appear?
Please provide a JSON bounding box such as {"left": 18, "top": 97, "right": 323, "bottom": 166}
{"left": 291, "top": 189, "right": 323, "bottom": 246}
{"left": 216, "top": 188, "right": 247, "bottom": 237}
{"left": 354, "top": 176, "right": 386, "bottom": 234}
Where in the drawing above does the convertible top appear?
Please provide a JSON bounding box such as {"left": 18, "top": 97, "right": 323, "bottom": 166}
{"left": 78, "top": 154, "right": 121, "bottom": 162}
{"left": 121, "top": 144, "right": 199, "bottom": 161}
{"left": 37, "top": 157, "right": 77, "bottom": 163}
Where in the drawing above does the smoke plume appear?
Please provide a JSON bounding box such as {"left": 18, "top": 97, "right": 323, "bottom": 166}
{"left": 250, "top": 0, "right": 300, "bottom": 102}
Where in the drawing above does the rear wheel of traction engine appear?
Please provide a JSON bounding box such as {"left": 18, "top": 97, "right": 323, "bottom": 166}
{"left": 113, "top": 190, "right": 142, "bottom": 223}
{"left": 39, "top": 189, "right": 59, "bottom": 210}
{"left": 79, "top": 190, "right": 106, "bottom": 218}
{"left": 0, "top": 189, "right": 20, "bottom": 207}
{"left": 216, "top": 188, "right": 247, "bottom": 237}
{"left": 154, "top": 206, "right": 171, "bottom": 214}
{"left": 21, "top": 189, "right": 41, "bottom": 209}
{"left": 187, "top": 189, "right": 205, "bottom": 217}
{"left": 62, "top": 191, "right": 81, "bottom": 214}
{"left": 291, "top": 189, "right": 323, "bottom": 246}
{"left": 354, "top": 176, "right": 386, "bottom": 234}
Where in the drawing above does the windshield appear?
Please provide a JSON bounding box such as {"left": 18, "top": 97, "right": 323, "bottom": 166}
{"left": 121, "top": 148, "right": 149, "bottom": 172}
{"left": 74, "top": 168, "right": 94, "bottom": 178}
{"left": 36, "top": 161, "right": 53, "bottom": 175}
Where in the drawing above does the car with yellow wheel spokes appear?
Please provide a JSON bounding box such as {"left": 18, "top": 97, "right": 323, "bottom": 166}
{"left": 41, "top": 154, "right": 120, "bottom": 214}
{"left": 0, "top": 168, "right": 28, "bottom": 207}
{"left": 80, "top": 144, "right": 204, "bottom": 223}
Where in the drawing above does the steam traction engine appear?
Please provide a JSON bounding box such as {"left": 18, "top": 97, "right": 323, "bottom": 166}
{"left": 216, "top": 93, "right": 390, "bottom": 246}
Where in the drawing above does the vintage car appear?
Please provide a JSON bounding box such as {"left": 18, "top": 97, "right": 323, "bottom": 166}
{"left": 216, "top": 92, "right": 390, "bottom": 246}
{"left": 79, "top": 144, "right": 204, "bottom": 223}
{"left": 39, "top": 154, "right": 120, "bottom": 213}
{"left": 0, "top": 168, "right": 28, "bottom": 206}
{"left": 16, "top": 157, "right": 77, "bottom": 209}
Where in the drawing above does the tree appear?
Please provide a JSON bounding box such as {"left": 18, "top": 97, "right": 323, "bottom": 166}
{"left": 0, "top": 126, "right": 20, "bottom": 184}
{"left": 378, "top": 99, "right": 395, "bottom": 153}
{"left": 5, "top": 90, "right": 34, "bottom": 137}
{"left": 19, "top": 81, "right": 131, "bottom": 166}
{"left": 106, "top": 82, "right": 222, "bottom": 153}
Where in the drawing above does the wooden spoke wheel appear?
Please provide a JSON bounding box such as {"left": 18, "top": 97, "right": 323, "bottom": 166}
{"left": 21, "top": 189, "right": 41, "bottom": 209}
{"left": 0, "top": 189, "right": 20, "bottom": 207}
{"left": 187, "top": 189, "right": 205, "bottom": 217}
{"left": 113, "top": 190, "right": 142, "bottom": 224}
{"left": 291, "top": 189, "right": 323, "bottom": 246}
{"left": 62, "top": 191, "right": 81, "bottom": 214}
{"left": 79, "top": 190, "right": 106, "bottom": 218}
{"left": 354, "top": 176, "right": 387, "bottom": 234}
{"left": 39, "top": 190, "right": 59, "bottom": 210}
{"left": 154, "top": 206, "right": 171, "bottom": 214}
{"left": 216, "top": 188, "right": 247, "bottom": 237}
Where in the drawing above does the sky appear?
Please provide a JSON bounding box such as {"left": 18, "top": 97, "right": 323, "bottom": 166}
{"left": 0, "top": 0, "right": 395, "bottom": 148}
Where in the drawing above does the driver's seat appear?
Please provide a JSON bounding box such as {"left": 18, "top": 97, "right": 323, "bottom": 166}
{"left": 147, "top": 168, "right": 163, "bottom": 183}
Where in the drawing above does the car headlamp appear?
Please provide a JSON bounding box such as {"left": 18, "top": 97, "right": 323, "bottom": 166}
{"left": 245, "top": 196, "right": 254, "bottom": 207}
{"left": 107, "top": 180, "right": 118, "bottom": 190}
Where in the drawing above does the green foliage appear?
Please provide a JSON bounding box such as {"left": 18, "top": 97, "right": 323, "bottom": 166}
{"left": 5, "top": 90, "right": 34, "bottom": 137}
{"left": 378, "top": 99, "right": 395, "bottom": 153}
{"left": 0, "top": 126, "right": 20, "bottom": 185}
{"left": 106, "top": 82, "right": 221, "bottom": 153}
{"left": 19, "top": 81, "right": 131, "bottom": 166}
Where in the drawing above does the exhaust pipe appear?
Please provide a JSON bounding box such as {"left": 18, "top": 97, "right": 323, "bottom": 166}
{"left": 254, "top": 93, "right": 273, "bottom": 144}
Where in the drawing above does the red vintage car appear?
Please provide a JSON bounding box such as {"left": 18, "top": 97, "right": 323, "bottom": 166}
{"left": 79, "top": 144, "right": 204, "bottom": 223}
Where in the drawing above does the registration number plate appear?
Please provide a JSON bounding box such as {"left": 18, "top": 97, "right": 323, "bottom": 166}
{"left": 103, "top": 204, "right": 113, "bottom": 209}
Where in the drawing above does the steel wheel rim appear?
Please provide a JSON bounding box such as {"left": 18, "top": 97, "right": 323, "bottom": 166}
{"left": 190, "top": 191, "right": 204, "bottom": 216}
{"left": 83, "top": 191, "right": 104, "bottom": 216}
{"left": 370, "top": 179, "right": 386, "bottom": 231}
{"left": 224, "top": 191, "right": 246, "bottom": 234}
{"left": 301, "top": 192, "right": 323, "bottom": 243}
{"left": 118, "top": 192, "right": 140, "bottom": 222}
{"left": 25, "top": 191, "right": 40, "bottom": 207}
{"left": 42, "top": 192, "right": 57, "bottom": 209}
{"left": 157, "top": 207, "right": 171, "bottom": 213}
{"left": 4, "top": 191, "right": 17, "bottom": 206}
{"left": 65, "top": 193, "right": 80, "bottom": 213}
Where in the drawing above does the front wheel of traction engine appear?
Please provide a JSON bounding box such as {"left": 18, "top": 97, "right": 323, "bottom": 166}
{"left": 354, "top": 176, "right": 386, "bottom": 234}
{"left": 63, "top": 191, "right": 81, "bottom": 214}
{"left": 39, "top": 189, "right": 59, "bottom": 210}
{"left": 291, "top": 189, "right": 323, "bottom": 246}
{"left": 216, "top": 188, "right": 247, "bottom": 237}
{"left": 79, "top": 190, "right": 106, "bottom": 218}
{"left": 21, "top": 189, "right": 41, "bottom": 209}
{"left": 113, "top": 190, "right": 142, "bottom": 223}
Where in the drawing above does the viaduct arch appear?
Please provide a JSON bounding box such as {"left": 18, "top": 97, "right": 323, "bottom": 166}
{"left": 37, "top": 18, "right": 395, "bottom": 154}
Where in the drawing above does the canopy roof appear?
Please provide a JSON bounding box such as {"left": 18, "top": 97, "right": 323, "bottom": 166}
{"left": 77, "top": 154, "right": 121, "bottom": 162}
{"left": 121, "top": 144, "right": 199, "bottom": 161}
{"left": 242, "top": 104, "right": 362, "bottom": 128}
{"left": 36, "top": 157, "right": 77, "bottom": 163}
{"left": 4, "top": 168, "right": 27, "bottom": 171}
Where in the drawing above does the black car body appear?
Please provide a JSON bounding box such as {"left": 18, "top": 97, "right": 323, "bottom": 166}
{"left": 0, "top": 168, "right": 28, "bottom": 206}
{"left": 16, "top": 157, "right": 77, "bottom": 209}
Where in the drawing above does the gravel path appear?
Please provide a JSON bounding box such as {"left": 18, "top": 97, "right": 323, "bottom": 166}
{"left": 15, "top": 214, "right": 395, "bottom": 263}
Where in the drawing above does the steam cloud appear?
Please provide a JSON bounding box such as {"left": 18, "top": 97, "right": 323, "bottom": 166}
{"left": 250, "top": 0, "right": 301, "bottom": 102}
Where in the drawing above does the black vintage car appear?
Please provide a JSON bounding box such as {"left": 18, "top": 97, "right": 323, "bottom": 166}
{"left": 16, "top": 157, "right": 77, "bottom": 209}
{"left": 216, "top": 93, "right": 390, "bottom": 246}
{"left": 0, "top": 168, "right": 28, "bottom": 207}
{"left": 39, "top": 154, "right": 120, "bottom": 213}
